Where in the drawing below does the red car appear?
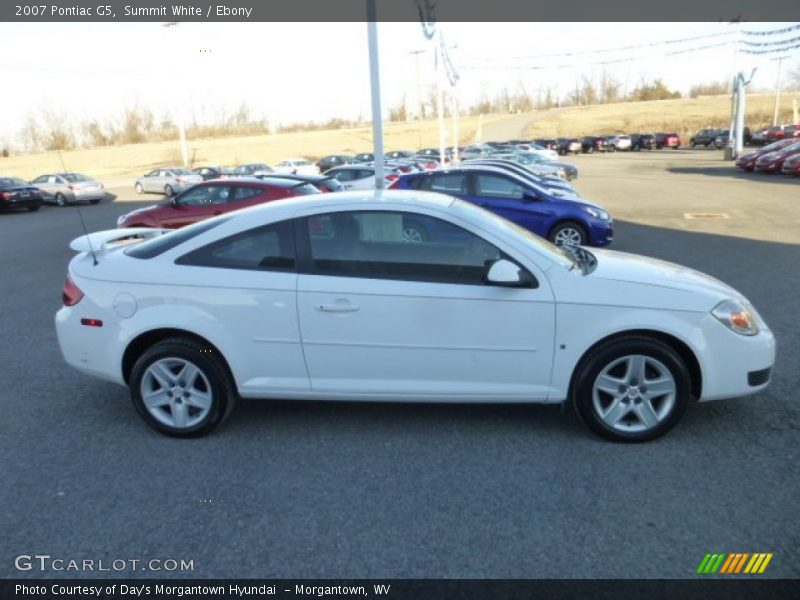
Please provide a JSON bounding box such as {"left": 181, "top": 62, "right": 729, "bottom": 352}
{"left": 736, "top": 139, "right": 798, "bottom": 171}
{"left": 781, "top": 152, "right": 800, "bottom": 176}
{"left": 754, "top": 141, "right": 800, "bottom": 173}
{"left": 764, "top": 125, "right": 799, "bottom": 143}
{"left": 117, "top": 178, "right": 319, "bottom": 229}
{"left": 655, "top": 132, "right": 681, "bottom": 149}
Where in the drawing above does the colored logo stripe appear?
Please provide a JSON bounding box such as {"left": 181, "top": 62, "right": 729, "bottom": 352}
{"left": 697, "top": 553, "right": 773, "bottom": 574}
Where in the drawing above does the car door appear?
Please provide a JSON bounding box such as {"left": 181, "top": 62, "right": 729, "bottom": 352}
{"left": 158, "top": 184, "right": 232, "bottom": 228}
{"left": 174, "top": 219, "right": 308, "bottom": 395}
{"left": 465, "top": 173, "right": 554, "bottom": 239}
{"left": 31, "top": 175, "right": 52, "bottom": 199}
{"left": 296, "top": 208, "right": 556, "bottom": 399}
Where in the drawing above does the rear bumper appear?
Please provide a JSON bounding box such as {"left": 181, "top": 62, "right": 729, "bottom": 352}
{"left": 0, "top": 197, "right": 42, "bottom": 208}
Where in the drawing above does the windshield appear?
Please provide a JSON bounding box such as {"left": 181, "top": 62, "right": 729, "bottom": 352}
{"left": 450, "top": 199, "right": 577, "bottom": 270}
{"left": 63, "top": 173, "right": 91, "bottom": 182}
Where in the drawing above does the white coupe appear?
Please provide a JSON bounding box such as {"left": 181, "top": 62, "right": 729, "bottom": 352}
{"left": 56, "top": 191, "right": 775, "bottom": 441}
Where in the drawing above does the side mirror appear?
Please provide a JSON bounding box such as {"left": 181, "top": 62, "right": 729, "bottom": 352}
{"left": 522, "top": 191, "right": 538, "bottom": 202}
{"left": 485, "top": 259, "right": 537, "bottom": 288}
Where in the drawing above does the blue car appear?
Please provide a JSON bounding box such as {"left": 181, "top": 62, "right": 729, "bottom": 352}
{"left": 391, "top": 166, "right": 613, "bottom": 247}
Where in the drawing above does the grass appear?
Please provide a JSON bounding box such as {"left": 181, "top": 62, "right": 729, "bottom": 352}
{"left": 523, "top": 92, "right": 800, "bottom": 140}
{"left": 0, "top": 114, "right": 501, "bottom": 183}
{"left": 2, "top": 92, "right": 798, "bottom": 182}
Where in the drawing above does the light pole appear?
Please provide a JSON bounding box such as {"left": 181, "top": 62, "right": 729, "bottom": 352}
{"left": 366, "top": 0, "right": 385, "bottom": 189}
{"left": 771, "top": 55, "right": 789, "bottom": 126}
{"left": 163, "top": 22, "right": 189, "bottom": 168}
{"left": 409, "top": 49, "right": 425, "bottom": 147}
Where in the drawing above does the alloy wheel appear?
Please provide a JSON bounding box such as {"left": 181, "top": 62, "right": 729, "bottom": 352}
{"left": 140, "top": 357, "right": 213, "bottom": 429}
{"left": 553, "top": 227, "right": 583, "bottom": 246}
{"left": 592, "top": 354, "right": 676, "bottom": 434}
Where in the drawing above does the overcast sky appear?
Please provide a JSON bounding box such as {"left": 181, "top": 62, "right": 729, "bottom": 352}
{"left": 0, "top": 21, "right": 796, "bottom": 145}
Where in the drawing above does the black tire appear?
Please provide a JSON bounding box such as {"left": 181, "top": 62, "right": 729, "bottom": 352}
{"left": 135, "top": 182, "right": 144, "bottom": 194}
{"left": 28, "top": 204, "right": 41, "bottom": 212}
{"left": 129, "top": 337, "right": 238, "bottom": 437}
{"left": 549, "top": 220, "right": 588, "bottom": 247}
{"left": 55, "top": 193, "right": 67, "bottom": 207}
{"left": 571, "top": 336, "right": 691, "bottom": 442}
{"left": 164, "top": 184, "right": 174, "bottom": 197}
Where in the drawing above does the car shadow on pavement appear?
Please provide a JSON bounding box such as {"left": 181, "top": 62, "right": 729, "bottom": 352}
{"left": 667, "top": 165, "right": 799, "bottom": 185}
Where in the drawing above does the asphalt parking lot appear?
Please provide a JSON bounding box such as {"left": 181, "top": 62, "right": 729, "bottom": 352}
{"left": 1, "top": 149, "right": 798, "bottom": 579}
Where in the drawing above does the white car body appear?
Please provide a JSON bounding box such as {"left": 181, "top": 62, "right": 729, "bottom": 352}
{"left": 609, "top": 135, "right": 632, "bottom": 151}
{"left": 56, "top": 191, "right": 775, "bottom": 439}
{"left": 274, "top": 159, "right": 320, "bottom": 176}
{"left": 524, "top": 146, "right": 559, "bottom": 161}
{"left": 325, "top": 166, "right": 391, "bottom": 190}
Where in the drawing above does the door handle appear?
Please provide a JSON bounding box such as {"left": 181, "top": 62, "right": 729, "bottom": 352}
{"left": 317, "top": 300, "right": 359, "bottom": 312}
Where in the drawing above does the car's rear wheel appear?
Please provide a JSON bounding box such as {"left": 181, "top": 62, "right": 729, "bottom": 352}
{"left": 164, "top": 184, "right": 174, "bottom": 197}
{"left": 549, "top": 221, "right": 587, "bottom": 247}
{"left": 135, "top": 182, "right": 144, "bottom": 194}
{"left": 572, "top": 336, "right": 691, "bottom": 442}
{"left": 130, "top": 337, "right": 238, "bottom": 437}
{"left": 55, "top": 193, "right": 67, "bottom": 207}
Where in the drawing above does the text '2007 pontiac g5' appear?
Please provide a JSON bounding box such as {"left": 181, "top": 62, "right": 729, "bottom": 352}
{"left": 56, "top": 190, "right": 775, "bottom": 442}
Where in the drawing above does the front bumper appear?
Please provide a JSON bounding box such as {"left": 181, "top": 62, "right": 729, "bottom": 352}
{"left": 696, "top": 314, "right": 776, "bottom": 402}
{"left": 587, "top": 219, "right": 613, "bottom": 247}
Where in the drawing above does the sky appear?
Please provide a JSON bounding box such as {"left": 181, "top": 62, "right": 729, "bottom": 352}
{"left": 0, "top": 21, "right": 796, "bottom": 147}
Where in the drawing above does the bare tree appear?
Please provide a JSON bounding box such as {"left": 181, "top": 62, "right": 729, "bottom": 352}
{"left": 599, "top": 71, "right": 622, "bottom": 104}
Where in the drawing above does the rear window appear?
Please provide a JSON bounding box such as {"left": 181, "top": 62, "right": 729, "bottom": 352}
{"left": 0, "top": 178, "right": 28, "bottom": 187}
{"left": 291, "top": 183, "right": 321, "bottom": 196}
{"left": 172, "top": 168, "right": 193, "bottom": 175}
{"left": 63, "top": 173, "right": 90, "bottom": 182}
{"left": 126, "top": 217, "right": 231, "bottom": 259}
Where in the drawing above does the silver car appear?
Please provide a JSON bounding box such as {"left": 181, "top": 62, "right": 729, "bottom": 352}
{"left": 134, "top": 167, "right": 203, "bottom": 197}
{"left": 31, "top": 172, "right": 105, "bottom": 206}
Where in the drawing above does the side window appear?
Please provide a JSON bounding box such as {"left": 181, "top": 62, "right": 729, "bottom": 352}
{"left": 305, "top": 210, "right": 505, "bottom": 285}
{"left": 176, "top": 220, "right": 295, "bottom": 271}
{"left": 356, "top": 170, "right": 373, "bottom": 180}
{"left": 475, "top": 174, "right": 525, "bottom": 200}
{"left": 32, "top": 176, "right": 47, "bottom": 184}
{"left": 231, "top": 186, "right": 263, "bottom": 202}
{"left": 332, "top": 169, "right": 354, "bottom": 182}
{"left": 48, "top": 176, "right": 59, "bottom": 184}
{"left": 177, "top": 186, "right": 215, "bottom": 206}
{"left": 429, "top": 173, "right": 467, "bottom": 194}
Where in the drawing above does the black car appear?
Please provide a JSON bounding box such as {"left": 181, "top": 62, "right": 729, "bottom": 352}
{"left": 689, "top": 129, "right": 721, "bottom": 148}
{"left": 580, "top": 136, "right": 607, "bottom": 153}
{"left": 533, "top": 138, "right": 557, "bottom": 150}
{"left": 316, "top": 154, "right": 352, "bottom": 172}
{"left": 252, "top": 172, "right": 343, "bottom": 193}
{"left": 630, "top": 134, "right": 656, "bottom": 151}
{"left": 192, "top": 166, "right": 233, "bottom": 181}
{"left": 0, "top": 177, "right": 43, "bottom": 212}
{"left": 416, "top": 147, "right": 452, "bottom": 161}
{"left": 385, "top": 150, "right": 415, "bottom": 159}
{"left": 556, "top": 138, "right": 582, "bottom": 155}
{"left": 351, "top": 152, "right": 375, "bottom": 163}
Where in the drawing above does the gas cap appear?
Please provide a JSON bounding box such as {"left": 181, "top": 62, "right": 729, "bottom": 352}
{"left": 113, "top": 293, "right": 137, "bottom": 318}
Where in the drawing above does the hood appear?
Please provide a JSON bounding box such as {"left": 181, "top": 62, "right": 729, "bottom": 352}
{"left": 589, "top": 249, "right": 742, "bottom": 301}
{"left": 756, "top": 151, "right": 780, "bottom": 162}
{"left": 123, "top": 204, "right": 162, "bottom": 217}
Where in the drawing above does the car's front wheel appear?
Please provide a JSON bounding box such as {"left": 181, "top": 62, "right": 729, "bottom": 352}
{"left": 130, "top": 337, "right": 238, "bottom": 437}
{"left": 572, "top": 336, "right": 691, "bottom": 442}
{"left": 549, "top": 221, "right": 587, "bottom": 247}
{"left": 135, "top": 182, "right": 144, "bottom": 194}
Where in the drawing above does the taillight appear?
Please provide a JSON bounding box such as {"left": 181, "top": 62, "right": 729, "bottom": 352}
{"left": 386, "top": 174, "right": 399, "bottom": 182}
{"left": 67, "top": 184, "right": 75, "bottom": 190}
{"left": 0, "top": 192, "right": 10, "bottom": 200}
{"left": 62, "top": 275, "right": 84, "bottom": 306}
{"left": 387, "top": 178, "right": 401, "bottom": 189}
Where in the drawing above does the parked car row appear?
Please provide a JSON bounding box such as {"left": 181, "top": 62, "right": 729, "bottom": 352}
{"left": 735, "top": 138, "right": 800, "bottom": 176}
{"left": 0, "top": 172, "right": 107, "bottom": 211}
{"left": 543, "top": 133, "right": 681, "bottom": 155}
{"left": 749, "top": 124, "right": 800, "bottom": 146}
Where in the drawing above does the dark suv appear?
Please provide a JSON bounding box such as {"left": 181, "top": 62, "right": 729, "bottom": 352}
{"left": 630, "top": 134, "right": 655, "bottom": 150}
{"left": 580, "top": 136, "right": 607, "bottom": 153}
{"left": 690, "top": 129, "right": 722, "bottom": 148}
{"left": 556, "top": 138, "right": 581, "bottom": 155}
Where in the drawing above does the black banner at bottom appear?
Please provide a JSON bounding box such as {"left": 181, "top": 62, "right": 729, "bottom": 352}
{"left": 2, "top": 579, "right": 798, "bottom": 600}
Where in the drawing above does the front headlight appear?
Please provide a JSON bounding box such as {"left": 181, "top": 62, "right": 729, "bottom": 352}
{"left": 711, "top": 299, "right": 758, "bottom": 336}
{"left": 582, "top": 206, "right": 609, "bottom": 220}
